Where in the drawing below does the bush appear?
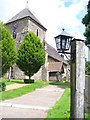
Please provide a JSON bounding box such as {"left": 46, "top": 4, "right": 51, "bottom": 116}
{"left": 0, "top": 82, "right": 6, "bottom": 91}
{"left": 24, "top": 79, "right": 34, "bottom": 84}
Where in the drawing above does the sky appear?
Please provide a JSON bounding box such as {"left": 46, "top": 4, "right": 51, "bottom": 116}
{"left": 0, "top": 0, "right": 89, "bottom": 58}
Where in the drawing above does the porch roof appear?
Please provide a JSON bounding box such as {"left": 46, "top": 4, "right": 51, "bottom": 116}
{"left": 48, "top": 62, "right": 63, "bottom": 72}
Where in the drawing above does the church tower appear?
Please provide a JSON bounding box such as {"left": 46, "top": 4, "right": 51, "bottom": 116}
{"left": 6, "top": 7, "right": 47, "bottom": 80}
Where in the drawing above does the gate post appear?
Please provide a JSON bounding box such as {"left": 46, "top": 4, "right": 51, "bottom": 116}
{"left": 70, "top": 39, "right": 85, "bottom": 119}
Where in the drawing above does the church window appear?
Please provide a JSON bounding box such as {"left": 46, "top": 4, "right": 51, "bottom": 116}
{"left": 12, "top": 23, "right": 17, "bottom": 39}
{"left": 13, "top": 31, "right": 16, "bottom": 39}
{"left": 37, "top": 29, "right": 38, "bottom": 36}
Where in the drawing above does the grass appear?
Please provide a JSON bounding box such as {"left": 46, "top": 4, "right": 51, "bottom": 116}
{"left": 46, "top": 81, "right": 89, "bottom": 119}
{"left": 0, "top": 80, "right": 49, "bottom": 101}
{"left": 0, "top": 78, "right": 24, "bottom": 85}
{"left": 46, "top": 88, "right": 70, "bottom": 119}
{"left": 49, "top": 81, "right": 70, "bottom": 88}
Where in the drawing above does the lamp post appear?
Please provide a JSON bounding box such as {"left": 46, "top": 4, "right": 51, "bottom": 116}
{"left": 55, "top": 29, "right": 85, "bottom": 119}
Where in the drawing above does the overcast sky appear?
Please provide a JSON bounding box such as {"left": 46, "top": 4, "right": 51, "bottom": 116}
{"left": 0, "top": 0, "right": 89, "bottom": 53}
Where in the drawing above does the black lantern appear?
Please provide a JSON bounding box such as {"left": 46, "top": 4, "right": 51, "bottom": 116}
{"left": 55, "top": 29, "right": 73, "bottom": 52}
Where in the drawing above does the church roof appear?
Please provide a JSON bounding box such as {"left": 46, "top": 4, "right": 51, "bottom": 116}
{"left": 48, "top": 62, "right": 63, "bottom": 72}
{"left": 6, "top": 8, "right": 47, "bottom": 31}
{"left": 46, "top": 42, "right": 68, "bottom": 65}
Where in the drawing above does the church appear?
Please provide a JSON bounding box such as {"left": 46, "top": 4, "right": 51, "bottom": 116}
{"left": 5, "top": 7, "right": 69, "bottom": 81}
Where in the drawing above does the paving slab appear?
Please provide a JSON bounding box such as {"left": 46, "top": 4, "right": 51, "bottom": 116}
{"left": 0, "top": 85, "right": 65, "bottom": 119}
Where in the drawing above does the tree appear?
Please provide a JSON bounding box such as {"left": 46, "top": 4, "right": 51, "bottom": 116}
{"left": 16, "top": 32, "right": 45, "bottom": 79}
{"left": 0, "top": 21, "right": 16, "bottom": 76}
{"left": 82, "top": 1, "right": 90, "bottom": 45}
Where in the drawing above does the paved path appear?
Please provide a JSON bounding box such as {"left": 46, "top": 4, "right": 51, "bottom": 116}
{"left": 0, "top": 85, "right": 65, "bottom": 119}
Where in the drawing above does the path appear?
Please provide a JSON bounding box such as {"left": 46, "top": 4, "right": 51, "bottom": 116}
{"left": 0, "top": 85, "right": 66, "bottom": 119}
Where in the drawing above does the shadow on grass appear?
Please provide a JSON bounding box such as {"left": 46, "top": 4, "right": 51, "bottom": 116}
{"left": 2, "top": 79, "right": 25, "bottom": 85}
{"left": 11, "top": 80, "right": 25, "bottom": 84}
{"left": 49, "top": 81, "right": 70, "bottom": 88}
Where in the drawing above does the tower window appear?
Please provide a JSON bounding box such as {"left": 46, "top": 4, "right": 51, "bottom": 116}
{"left": 37, "top": 29, "right": 38, "bottom": 36}
{"left": 13, "top": 31, "right": 16, "bottom": 39}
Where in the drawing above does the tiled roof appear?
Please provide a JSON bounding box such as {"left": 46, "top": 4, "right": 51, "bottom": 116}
{"left": 6, "top": 8, "right": 47, "bottom": 31}
{"left": 48, "top": 62, "right": 63, "bottom": 72}
{"left": 46, "top": 42, "right": 68, "bottom": 64}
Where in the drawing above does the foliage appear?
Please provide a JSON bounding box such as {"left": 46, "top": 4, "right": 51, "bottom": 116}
{"left": 85, "top": 61, "right": 90, "bottom": 75}
{"left": 49, "top": 81, "right": 70, "bottom": 88}
{"left": 0, "top": 80, "right": 49, "bottom": 101}
{"left": 82, "top": 1, "right": 90, "bottom": 45}
{"left": 0, "top": 21, "right": 16, "bottom": 76}
{"left": 1, "top": 78, "right": 24, "bottom": 85}
{"left": 0, "top": 81, "right": 6, "bottom": 91}
{"left": 16, "top": 32, "right": 45, "bottom": 79}
{"left": 24, "top": 79, "right": 34, "bottom": 84}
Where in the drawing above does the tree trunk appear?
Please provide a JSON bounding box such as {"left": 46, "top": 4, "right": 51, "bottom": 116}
{"left": 29, "top": 75, "right": 30, "bottom": 80}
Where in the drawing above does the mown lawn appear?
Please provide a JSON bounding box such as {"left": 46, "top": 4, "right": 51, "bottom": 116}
{"left": 1, "top": 78, "right": 24, "bottom": 85}
{"left": 0, "top": 80, "right": 49, "bottom": 101}
{"left": 46, "top": 88, "right": 70, "bottom": 119}
{"left": 46, "top": 82, "right": 89, "bottom": 119}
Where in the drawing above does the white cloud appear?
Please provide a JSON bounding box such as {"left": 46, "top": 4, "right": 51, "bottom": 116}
{"left": 0, "top": 0, "right": 89, "bottom": 48}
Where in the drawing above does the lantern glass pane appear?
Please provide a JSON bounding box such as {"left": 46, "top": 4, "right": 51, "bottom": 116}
{"left": 66, "top": 38, "right": 71, "bottom": 50}
{"left": 55, "top": 37, "right": 61, "bottom": 50}
{"left": 62, "top": 39, "right": 66, "bottom": 50}
{"left": 56, "top": 42, "right": 60, "bottom": 50}
{"left": 66, "top": 39, "right": 69, "bottom": 50}
{"left": 55, "top": 37, "right": 60, "bottom": 44}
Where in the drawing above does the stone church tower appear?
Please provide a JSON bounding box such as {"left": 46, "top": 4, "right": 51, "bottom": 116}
{"left": 6, "top": 7, "right": 47, "bottom": 80}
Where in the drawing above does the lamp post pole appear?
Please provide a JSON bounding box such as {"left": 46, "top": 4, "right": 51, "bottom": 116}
{"left": 70, "top": 39, "right": 85, "bottom": 119}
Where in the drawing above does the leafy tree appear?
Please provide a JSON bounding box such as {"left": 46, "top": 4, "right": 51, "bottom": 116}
{"left": 82, "top": 1, "right": 90, "bottom": 45}
{"left": 0, "top": 21, "right": 16, "bottom": 76}
{"left": 16, "top": 32, "right": 45, "bottom": 79}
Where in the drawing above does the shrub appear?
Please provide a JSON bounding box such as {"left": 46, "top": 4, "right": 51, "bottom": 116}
{"left": 0, "top": 82, "right": 6, "bottom": 91}
{"left": 24, "top": 79, "right": 34, "bottom": 84}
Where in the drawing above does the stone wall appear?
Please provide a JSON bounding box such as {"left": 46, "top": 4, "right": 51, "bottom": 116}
{"left": 6, "top": 18, "right": 28, "bottom": 51}
{"left": 48, "top": 56, "right": 59, "bottom": 62}
{"left": 31, "top": 67, "right": 42, "bottom": 80}
{"left": 28, "top": 19, "right": 46, "bottom": 42}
